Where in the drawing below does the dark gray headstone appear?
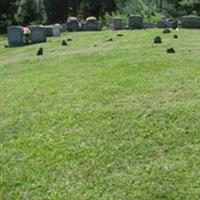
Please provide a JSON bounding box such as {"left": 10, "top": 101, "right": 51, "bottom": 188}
{"left": 28, "top": 26, "right": 47, "bottom": 43}
{"left": 181, "top": 16, "right": 200, "bottom": 28}
{"left": 84, "top": 21, "right": 101, "bottom": 31}
{"left": 52, "top": 24, "right": 61, "bottom": 37}
{"left": 7, "top": 26, "right": 24, "bottom": 46}
{"left": 129, "top": 15, "right": 143, "bottom": 29}
{"left": 67, "top": 17, "right": 79, "bottom": 32}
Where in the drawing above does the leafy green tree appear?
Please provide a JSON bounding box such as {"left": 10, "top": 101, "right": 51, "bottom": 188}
{"left": 17, "top": 0, "right": 41, "bottom": 24}
{"left": 0, "top": 0, "right": 18, "bottom": 28}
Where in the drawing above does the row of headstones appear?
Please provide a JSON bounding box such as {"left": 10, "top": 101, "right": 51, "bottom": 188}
{"left": 64, "top": 15, "right": 145, "bottom": 31}
{"left": 7, "top": 15, "right": 200, "bottom": 47}
{"left": 157, "top": 16, "right": 200, "bottom": 29}
{"left": 7, "top": 17, "right": 103, "bottom": 46}
{"left": 7, "top": 24, "right": 61, "bottom": 46}
{"left": 64, "top": 15, "right": 200, "bottom": 31}
{"left": 65, "top": 17, "right": 102, "bottom": 32}
{"left": 112, "top": 15, "right": 200, "bottom": 30}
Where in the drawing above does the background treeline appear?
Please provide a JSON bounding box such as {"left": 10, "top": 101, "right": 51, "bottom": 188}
{"left": 0, "top": 0, "right": 200, "bottom": 31}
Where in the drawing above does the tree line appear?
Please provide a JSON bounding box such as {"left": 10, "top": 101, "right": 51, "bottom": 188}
{"left": 0, "top": 0, "right": 199, "bottom": 31}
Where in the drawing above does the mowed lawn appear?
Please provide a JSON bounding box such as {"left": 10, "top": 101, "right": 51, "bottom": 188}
{"left": 0, "top": 29, "right": 200, "bottom": 199}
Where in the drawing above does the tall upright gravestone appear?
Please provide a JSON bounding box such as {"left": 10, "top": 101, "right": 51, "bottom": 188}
{"left": 7, "top": 26, "right": 24, "bottom": 46}
{"left": 129, "top": 15, "right": 143, "bottom": 29}
{"left": 28, "top": 26, "right": 47, "bottom": 43}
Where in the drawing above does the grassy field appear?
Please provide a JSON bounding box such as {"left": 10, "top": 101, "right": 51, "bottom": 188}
{"left": 0, "top": 29, "right": 200, "bottom": 200}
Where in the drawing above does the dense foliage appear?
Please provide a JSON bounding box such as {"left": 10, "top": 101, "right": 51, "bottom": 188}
{"left": 0, "top": 0, "right": 199, "bottom": 30}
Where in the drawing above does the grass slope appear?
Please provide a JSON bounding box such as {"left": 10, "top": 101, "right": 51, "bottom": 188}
{"left": 0, "top": 29, "right": 200, "bottom": 200}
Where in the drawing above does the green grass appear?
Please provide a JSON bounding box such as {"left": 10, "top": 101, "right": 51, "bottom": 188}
{"left": 0, "top": 29, "right": 200, "bottom": 200}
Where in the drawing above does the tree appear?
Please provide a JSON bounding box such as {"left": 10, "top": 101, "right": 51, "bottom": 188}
{"left": 17, "top": 0, "right": 42, "bottom": 25}
{"left": 166, "top": 0, "right": 200, "bottom": 16}
{"left": 0, "top": 0, "right": 18, "bottom": 27}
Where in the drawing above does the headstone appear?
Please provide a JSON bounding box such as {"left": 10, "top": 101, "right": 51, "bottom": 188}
{"left": 28, "top": 25, "right": 47, "bottom": 43}
{"left": 85, "top": 22, "right": 101, "bottom": 31}
{"left": 67, "top": 17, "right": 79, "bottom": 32}
{"left": 181, "top": 15, "right": 200, "bottom": 28}
{"left": 7, "top": 26, "right": 24, "bottom": 46}
{"left": 113, "top": 17, "right": 123, "bottom": 30}
{"left": 52, "top": 24, "right": 61, "bottom": 37}
{"left": 84, "top": 17, "right": 101, "bottom": 31}
{"left": 129, "top": 15, "right": 143, "bottom": 29}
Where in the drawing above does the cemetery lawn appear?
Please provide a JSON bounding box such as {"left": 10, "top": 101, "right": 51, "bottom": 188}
{"left": 0, "top": 29, "right": 200, "bottom": 200}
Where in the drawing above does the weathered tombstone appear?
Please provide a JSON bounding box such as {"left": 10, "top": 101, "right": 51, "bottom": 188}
{"left": 129, "top": 15, "right": 143, "bottom": 29}
{"left": 7, "top": 26, "right": 24, "bottom": 46}
{"left": 157, "top": 20, "right": 167, "bottom": 28}
{"left": 28, "top": 25, "right": 47, "bottom": 43}
{"left": 53, "top": 24, "right": 61, "bottom": 37}
{"left": 84, "top": 17, "right": 101, "bottom": 31}
{"left": 67, "top": 17, "right": 79, "bottom": 32}
{"left": 113, "top": 17, "right": 123, "bottom": 30}
{"left": 181, "top": 15, "right": 200, "bottom": 28}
